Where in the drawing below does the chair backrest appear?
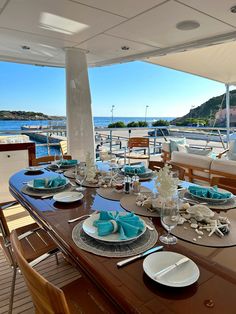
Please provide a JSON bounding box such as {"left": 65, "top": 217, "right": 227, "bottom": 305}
{"left": 128, "top": 137, "right": 149, "bottom": 148}
{"left": 10, "top": 230, "right": 71, "bottom": 314}
{"left": 32, "top": 155, "right": 71, "bottom": 166}
{"left": 210, "top": 177, "right": 236, "bottom": 194}
{"left": 60, "top": 141, "right": 68, "bottom": 156}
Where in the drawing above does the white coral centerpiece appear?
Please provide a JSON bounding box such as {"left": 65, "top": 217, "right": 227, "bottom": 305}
{"left": 155, "top": 164, "right": 179, "bottom": 199}
{"left": 85, "top": 152, "right": 97, "bottom": 183}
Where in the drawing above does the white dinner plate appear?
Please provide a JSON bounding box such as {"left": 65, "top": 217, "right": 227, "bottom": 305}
{"left": 188, "top": 187, "right": 233, "bottom": 203}
{"left": 27, "top": 178, "right": 69, "bottom": 191}
{"left": 53, "top": 191, "right": 83, "bottom": 203}
{"left": 24, "top": 166, "right": 44, "bottom": 172}
{"left": 143, "top": 251, "right": 200, "bottom": 287}
{"left": 82, "top": 213, "right": 146, "bottom": 243}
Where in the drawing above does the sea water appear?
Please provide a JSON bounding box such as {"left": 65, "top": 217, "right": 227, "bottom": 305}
{"left": 0, "top": 117, "right": 175, "bottom": 156}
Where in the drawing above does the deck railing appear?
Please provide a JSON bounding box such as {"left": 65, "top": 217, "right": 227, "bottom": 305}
{"left": 0, "top": 125, "right": 234, "bottom": 156}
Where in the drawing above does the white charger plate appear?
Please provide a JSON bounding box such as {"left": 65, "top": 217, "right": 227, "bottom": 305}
{"left": 53, "top": 191, "right": 83, "bottom": 203}
{"left": 82, "top": 213, "right": 146, "bottom": 243}
{"left": 27, "top": 178, "right": 69, "bottom": 191}
{"left": 143, "top": 251, "right": 200, "bottom": 287}
{"left": 188, "top": 187, "right": 233, "bottom": 203}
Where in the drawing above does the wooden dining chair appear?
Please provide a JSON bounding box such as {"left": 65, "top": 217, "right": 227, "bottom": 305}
{"left": 32, "top": 154, "right": 71, "bottom": 166}
{"left": 124, "top": 137, "right": 150, "bottom": 165}
{"left": 210, "top": 177, "right": 236, "bottom": 194}
{"left": 60, "top": 140, "right": 72, "bottom": 159}
{"left": 148, "top": 161, "right": 185, "bottom": 180}
{"left": 0, "top": 202, "right": 59, "bottom": 313}
{"left": 10, "top": 230, "right": 117, "bottom": 314}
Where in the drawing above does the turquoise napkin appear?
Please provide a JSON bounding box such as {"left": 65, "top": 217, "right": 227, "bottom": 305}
{"left": 33, "top": 176, "right": 67, "bottom": 188}
{"left": 59, "top": 159, "right": 77, "bottom": 166}
{"left": 124, "top": 165, "right": 146, "bottom": 175}
{"left": 188, "top": 185, "right": 231, "bottom": 199}
{"left": 93, "top": 212, "right": 145, "bottom": 240}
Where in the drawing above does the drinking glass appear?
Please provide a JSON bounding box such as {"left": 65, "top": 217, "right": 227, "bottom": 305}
{"left": 76, "top": 164, "right": 86, "bottom": 191}
{"left": 160, "top": 193, "right": 179, "bottom": 245}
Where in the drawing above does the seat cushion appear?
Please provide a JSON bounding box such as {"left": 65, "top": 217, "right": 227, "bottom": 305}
{"left": 227, "top": 140, "right": 236, "bottom": 160}
{"left": 210, "top": 159, "right": 236, "bottom": 178}
{"left": 162, "top": 141, "right": 170, "bottom": 153}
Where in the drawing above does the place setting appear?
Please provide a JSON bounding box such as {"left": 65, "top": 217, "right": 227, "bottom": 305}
{"left": 182, "top": 184, "right": 236, "bottom": 210}
{"left": 47, "top": 158, "right": 78, "bottom": 173}
{"left": 120, "top": 163, "right": 154, "bottom": 181}
{"left": 21, "top": 175, "right": 84, "bottom": 204}
{"left": 71, "top": 211, "right": 158, "bottom": 258}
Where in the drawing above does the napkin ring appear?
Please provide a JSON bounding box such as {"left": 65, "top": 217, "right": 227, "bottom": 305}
{"left": 110, "top": 220, "right": 118, "bottom": 233}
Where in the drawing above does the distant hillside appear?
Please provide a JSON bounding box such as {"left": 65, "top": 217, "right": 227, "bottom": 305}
{"left": 0, "top": 110, "right": 64, "bottom": 120}
{"left": 172, "top": 89, "right": 236, "bottom": 125}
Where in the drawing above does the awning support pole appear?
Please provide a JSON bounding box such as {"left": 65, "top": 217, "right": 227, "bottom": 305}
{"left": 225, "top": 84, "right": 230, "bottom": 147}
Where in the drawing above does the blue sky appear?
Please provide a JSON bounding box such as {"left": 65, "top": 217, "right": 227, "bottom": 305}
{"left": 0, "top": 60, "right": 226, "bottom": 118}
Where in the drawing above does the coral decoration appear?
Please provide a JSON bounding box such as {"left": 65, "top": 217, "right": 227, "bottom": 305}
{"left": 155, "top": 164, "right": 179, "bottom": 199}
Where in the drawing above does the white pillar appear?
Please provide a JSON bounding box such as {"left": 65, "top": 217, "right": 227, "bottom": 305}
{"left": 65, "top": 48, "right": 95, "bottom": 162}
{"left": 225, "top": 84, "right": 230, "bottom": 147}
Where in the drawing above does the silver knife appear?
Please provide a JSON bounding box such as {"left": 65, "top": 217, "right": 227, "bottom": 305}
{"left": 154, "top": 257, "right": 189, "bottom": 278}
{"left": 117, "top": 246, "right": 163, "bottom": 268}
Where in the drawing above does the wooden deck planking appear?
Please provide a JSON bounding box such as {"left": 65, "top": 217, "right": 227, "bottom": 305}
{"left": 0, "top": 203, "right": 81, "bottom": 313}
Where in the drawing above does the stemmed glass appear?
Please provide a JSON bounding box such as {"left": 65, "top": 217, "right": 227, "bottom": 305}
{"left": 160, "top": 193, "right": 180, "bottom": 245}
{"left": 75, "top": 164, "right": 86, "bottom": 192}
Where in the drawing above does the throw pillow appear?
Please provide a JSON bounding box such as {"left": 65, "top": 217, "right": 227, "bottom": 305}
{"left": 177, "top": 143, "right": 189, "bottom": 153}
{"left": 169, "top": 138, "right": 186, "bottom": 153}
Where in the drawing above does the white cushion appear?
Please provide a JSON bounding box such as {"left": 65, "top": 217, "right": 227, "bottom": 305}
{"left": 162, "top": 141, "right": 170, "bottom": 152}
{"left": 186, "top": 146, "right": 211, "bottom": 156}
{"left": 227, "top": 140, "right": 236, "bottom": 160}
{"left": 171, "top": 151, "right": 212, "bottom": 183}
{"left": 210, "top": 159, "right": 236, "bottom": 178}
{"left": 0, "top": 135, "right": 30, "bottom": 144}
{"left": 177, "top": 144, "right": 188, "bottom": 153}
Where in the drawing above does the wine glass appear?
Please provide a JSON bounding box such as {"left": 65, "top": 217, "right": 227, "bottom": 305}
{"left": 160, "top": 194, "right": 179, "bottom": 245}
{"left": 75, "top": 164, "right": 86, "bottom": 192}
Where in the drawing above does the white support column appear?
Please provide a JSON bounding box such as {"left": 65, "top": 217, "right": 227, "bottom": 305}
{"left": 65, "top": 48, "right": 95, "bottom": 162}
{"left": 225, "top": 84, "right": 230, "bottom": 147}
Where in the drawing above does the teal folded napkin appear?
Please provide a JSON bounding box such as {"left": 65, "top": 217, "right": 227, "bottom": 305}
{"left": 59, "top": 159, "right": 77, "bottom": 166}
{"left": 124, "top": 165, "right": 146, "bottom": 175}
{"left": 33, "top": 176, "right": 67, "bottom": 188}
{"left": 188, "top": 185, "right": 231, "bottom": 199}
{"left": 93, "top": 212, "right": 145, "bottom": 240}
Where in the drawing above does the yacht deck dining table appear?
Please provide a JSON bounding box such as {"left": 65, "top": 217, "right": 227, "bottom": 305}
{"left": 9, "top": 165, "right": 236, "bottom": 314}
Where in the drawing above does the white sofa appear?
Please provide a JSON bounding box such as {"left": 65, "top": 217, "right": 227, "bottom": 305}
{"left": 171, "top": 151, "right": 236, "bottom": 184}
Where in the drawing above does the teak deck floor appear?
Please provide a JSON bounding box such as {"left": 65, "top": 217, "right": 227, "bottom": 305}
{"left": 0, "top": 203, "right": 81, "bottom": 313}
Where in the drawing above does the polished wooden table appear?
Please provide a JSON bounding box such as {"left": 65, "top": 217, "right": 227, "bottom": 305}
{"left": 9, "top": 169, "right": 236, "bottom": 314}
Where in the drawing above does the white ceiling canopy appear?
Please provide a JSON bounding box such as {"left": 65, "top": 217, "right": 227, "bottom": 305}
{"left": 147, "top": 40, "right": 236, "bottom": 85}
{"left": 0, "top": 0, "right": 236, "bottom": 82}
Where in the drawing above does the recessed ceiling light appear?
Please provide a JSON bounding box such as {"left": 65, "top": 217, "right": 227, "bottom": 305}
{"left": 230, "top": 5, "right": 236, "bottom": 13}
{"left": 21, "top": 45, "right": 30, "bottom": 50}
{"left": 176, "top": 20, "right": 200, "bottom": 31}
{"left": 121, "top": 46, "right": 130, "bottom": 51}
